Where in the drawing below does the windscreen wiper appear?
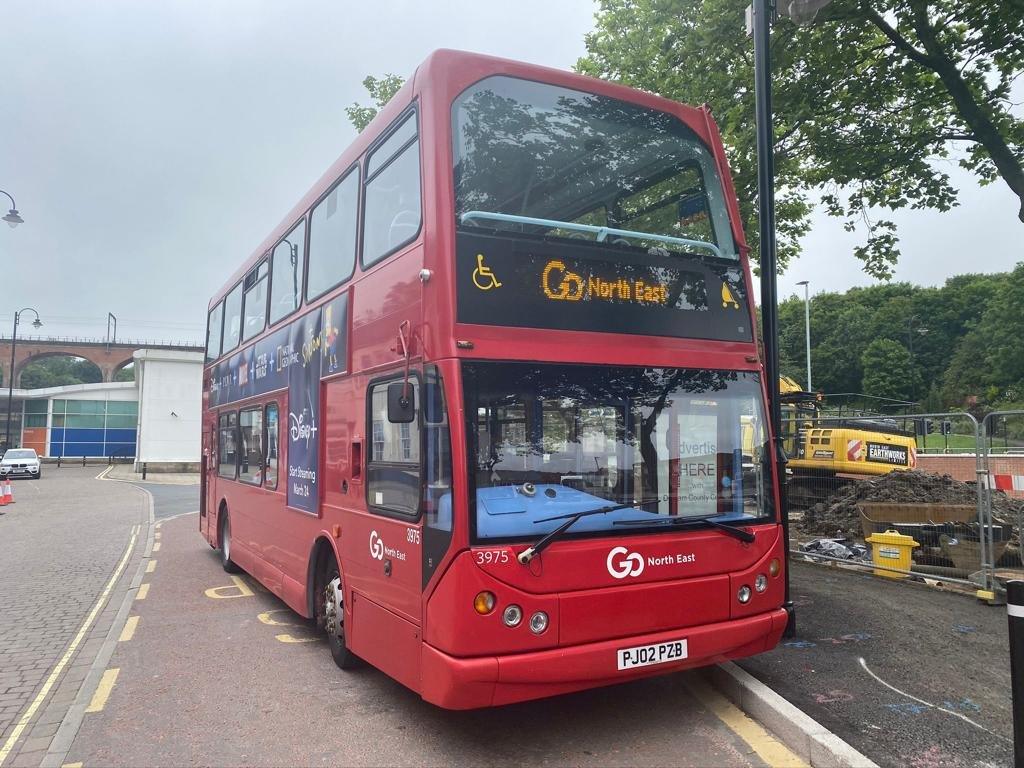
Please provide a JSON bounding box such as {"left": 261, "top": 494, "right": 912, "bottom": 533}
{"left": 613, "top": 514, "right": 756, "bottom": 543}
{"left": 517, "top": 497, "right": 665, "bottom": 565}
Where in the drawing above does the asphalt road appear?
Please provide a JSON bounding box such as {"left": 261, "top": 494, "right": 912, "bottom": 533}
{"left": 740, "top": 560, "right": 1013, "bottom": 768}
{"left": 130, "top": 482, "right": 199, "bottom": 520}
{"left": 64, "top": 515, "right": 799, "bottom": 768}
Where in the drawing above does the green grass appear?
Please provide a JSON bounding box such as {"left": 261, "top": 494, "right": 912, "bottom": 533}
{"left": 916, "top": 434, "right": 979, "bottom": 452}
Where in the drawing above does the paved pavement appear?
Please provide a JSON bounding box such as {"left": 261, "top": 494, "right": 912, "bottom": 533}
{"left": 0, "top": 467, "right": 149, "bottom": 768}
{"left": 63, "top": 514, "right": 803, "bottom": 768}
{"left": 740, "top": 560, "right": 1013, "bottom": 768}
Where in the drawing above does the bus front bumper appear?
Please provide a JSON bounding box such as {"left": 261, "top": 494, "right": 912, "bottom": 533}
{"left": 420, "top": 607, "right": 787, "bottom": 709}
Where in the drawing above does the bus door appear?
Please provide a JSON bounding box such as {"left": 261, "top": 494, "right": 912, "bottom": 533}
{"left": 202, "top": 422, "right": 218, "bottom": 542}
{"left": 342, "top": 374, "right": 424, "bottom": 690}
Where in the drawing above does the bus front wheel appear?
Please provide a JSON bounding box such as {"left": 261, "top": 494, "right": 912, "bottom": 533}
{"left": 323, "top": 564, "right": 359, "bottom": 670}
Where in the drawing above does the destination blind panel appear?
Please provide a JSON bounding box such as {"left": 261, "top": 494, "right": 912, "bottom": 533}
{"left": 455, "top": 232, "right": 752, "bottom": 342}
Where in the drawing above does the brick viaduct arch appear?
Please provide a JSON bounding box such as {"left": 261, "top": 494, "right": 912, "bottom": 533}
{"left": 0, "top": 338, "right": 203, "bottom": 388}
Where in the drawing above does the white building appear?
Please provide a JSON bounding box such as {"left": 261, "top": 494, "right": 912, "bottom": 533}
{"left": 133, "top": 349, "right": 204, "bottom": 471}
{"left": 8, "top": 349, "right": 204, "bottom": 472}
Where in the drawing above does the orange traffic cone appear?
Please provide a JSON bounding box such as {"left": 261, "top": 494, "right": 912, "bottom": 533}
{"left": 2, "top": 478, "right": 12, "bottom": 505}
{"left": 0, "top": 478, "right": 7, "bottom": 506}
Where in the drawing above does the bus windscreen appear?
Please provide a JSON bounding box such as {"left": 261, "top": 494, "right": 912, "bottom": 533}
{"left": 464, "top": 363, "right": 772, "bottom": 542}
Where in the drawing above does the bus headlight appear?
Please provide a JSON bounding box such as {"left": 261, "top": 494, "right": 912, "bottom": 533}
{"left": 503, "top": 605, "right": 523, "bottom": 627}
{"left": 754, "top": 574, "right": 768, "bottom": 593}
{"left": 737, "top": 585, "right": 752, "bottom": 604}
{"left": 529, "top": 611, "right": 549, "bottom": 634}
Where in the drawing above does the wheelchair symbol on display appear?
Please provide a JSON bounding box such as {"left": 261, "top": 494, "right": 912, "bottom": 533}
{"left": 472, "top": 253, "right": 503, "bottom": 291}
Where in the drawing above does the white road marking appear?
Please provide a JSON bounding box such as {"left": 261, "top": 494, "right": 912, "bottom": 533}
{"left": 158, "top": 510, "right": 200, "bottom": 523}
{"left": 858, "top": 657, "right": 1009, "bottom": 742}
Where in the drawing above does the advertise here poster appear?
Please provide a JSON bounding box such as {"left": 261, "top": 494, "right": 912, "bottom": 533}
{"left": 286, "top": 310, "right": 322, "bottom": 512}
{"left": 676, "top": 413, "right": 718, "bottom": 517}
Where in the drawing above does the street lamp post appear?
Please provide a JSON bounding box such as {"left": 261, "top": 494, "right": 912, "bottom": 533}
{"left": 5, "top": 308, "right": 43, "bottom": 453}
{"left": 750, "top": 0, "right": 797, "bottom": 637}
{"left": 796, "top": 280, "right": 811, "bottom": 391}
{"left": 749, "top": 0, "right": 834, "bottom": 639}
{"left": 906, "top": 314, "right": 928, "bottom": 402}
{"left": 0, "top": 190, "right": 24, "bottom": 228}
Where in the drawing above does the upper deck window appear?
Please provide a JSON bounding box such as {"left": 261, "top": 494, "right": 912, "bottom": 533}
{"left": 223, "top": 282, "right": 243, "bottom": 353}
{"left": 242, "top": 260, "right": 269, "bottom": 342}
{"left": 452, "top": 76, "right": 736, "bottom": 260}
{"left": 306, "top": 169, "right": 359, "bottom": 301}
{"left": 206, "top": 301, "right": 223, "bottom": 363}
{"left": 362, "top": 112, "right": 422, "bottom": 267}
{"left": 270, "top": 219, "right": 306, "bottom": 324}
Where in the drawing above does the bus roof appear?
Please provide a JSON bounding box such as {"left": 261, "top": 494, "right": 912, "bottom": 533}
{"left": 207, "top": 48, "right": 734, "bottom": 309}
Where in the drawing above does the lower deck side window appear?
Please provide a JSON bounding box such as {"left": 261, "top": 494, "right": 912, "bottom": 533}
{"left": 239, "top": 407, "right": 264, "bottom": 485}
{"left": 218, "top": 411, "right": 238, "bottom": 478}
{"left": 265, "top": 403, "right": 279, "bottom": 490}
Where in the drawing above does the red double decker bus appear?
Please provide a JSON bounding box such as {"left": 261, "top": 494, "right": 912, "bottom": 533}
{"left": 200, "top": 49, "right": 787, "bottom": 709}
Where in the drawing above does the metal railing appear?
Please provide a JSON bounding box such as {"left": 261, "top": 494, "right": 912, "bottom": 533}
{"left": 0, "top": 334, "right": 202, "bottom": 349}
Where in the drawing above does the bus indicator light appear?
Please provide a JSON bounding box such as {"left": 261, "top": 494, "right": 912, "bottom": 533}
{"left": 474, "top": 591, "right": 496, "bottom": 615}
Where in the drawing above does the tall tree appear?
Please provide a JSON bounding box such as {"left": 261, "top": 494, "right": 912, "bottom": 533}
{"left": 861, "top": 338, "right": 915, "bottom": 401}
{"left": 943, "top": 262, "right": 1024, "bottom": 406}
{"left": 345, "top": 74, "right": 405, "bottom": 132}
{"left": 578, "top": 0, "right": 1024, "bottom": 276}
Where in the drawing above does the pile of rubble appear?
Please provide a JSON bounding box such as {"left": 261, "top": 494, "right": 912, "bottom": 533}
{"left": 795, "top": 470, "right": 1024, "bottom": 539}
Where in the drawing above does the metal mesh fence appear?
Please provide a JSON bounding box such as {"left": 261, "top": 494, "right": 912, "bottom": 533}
{"left": 786, "top": 408, "right": 1024, "bottom": 597}
{"left": 981, "top": 411, "right": 1024, "bottom": 586}
{"left": 787, "top": 412, "right": 985, "bottom": 586}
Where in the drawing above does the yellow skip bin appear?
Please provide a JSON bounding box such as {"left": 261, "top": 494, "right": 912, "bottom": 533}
{"left": 866, "top": 528, "right": 918, "bottom": 579}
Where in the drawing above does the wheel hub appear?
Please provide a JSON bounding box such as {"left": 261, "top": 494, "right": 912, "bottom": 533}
{"left": 324, "top": 576, "right": 343, "bottom": 638}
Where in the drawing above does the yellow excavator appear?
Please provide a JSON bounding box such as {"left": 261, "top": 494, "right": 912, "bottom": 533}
{"left": 777, "top": 376, "right": 917, "bottom": 507}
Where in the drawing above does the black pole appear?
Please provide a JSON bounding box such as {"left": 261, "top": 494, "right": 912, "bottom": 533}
{"left": 5, "top": 312, "right": 19, "bottom": 453}
{"left": 753, "top": 0, "right": 794, "bottom": 637}
{"left": 1009, "top": 580, "right": 1024, "bottom": 767}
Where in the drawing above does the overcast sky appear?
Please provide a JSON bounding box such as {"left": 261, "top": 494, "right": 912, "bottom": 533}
{"left": 1, "top": 0, "right": 1020, "bottom": 344}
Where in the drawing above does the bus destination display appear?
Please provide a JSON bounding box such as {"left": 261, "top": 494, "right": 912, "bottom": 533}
{"left": 456, "top": 233, "right": 751, "bottom": 341}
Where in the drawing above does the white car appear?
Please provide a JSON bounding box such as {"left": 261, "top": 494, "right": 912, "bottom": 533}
{"left": 1, "top": 448, "right": 42, "bottom": 479}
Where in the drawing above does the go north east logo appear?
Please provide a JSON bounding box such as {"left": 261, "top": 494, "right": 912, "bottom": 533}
{"left": 607, "top": 545, "right": 698, "bottom": 579}
{"left": 607, "top": 546, "right": 644, "bottom": 579}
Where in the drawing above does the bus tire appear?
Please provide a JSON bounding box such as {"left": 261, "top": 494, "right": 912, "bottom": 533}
{"left": 218, "top": 508, "right": 241, "bottom": 574}
{"left": 322, "top": 562, "right": 359, "bottom": 670}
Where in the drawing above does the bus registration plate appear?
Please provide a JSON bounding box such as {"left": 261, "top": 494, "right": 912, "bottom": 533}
{"left": 617, "top": 639, "right": 688, "bottom": 670}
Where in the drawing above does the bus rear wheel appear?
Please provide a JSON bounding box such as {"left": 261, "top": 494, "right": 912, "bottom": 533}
{"left": 218, "top": 509, "right": 240, "bottom": 574}
{"left": 322, "top": 564, "right": 359, "bottom": 670}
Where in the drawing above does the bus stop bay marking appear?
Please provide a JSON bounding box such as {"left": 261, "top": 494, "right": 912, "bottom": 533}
{"left": 258, "top": 609, "right": 318, "bottom": 643}
{"left": 85, "top": 668, "right": 120, "bottom": 714}
{"left": 204, "top": 575, "right": 255, "bottom": 599}
{"left": 118, "top": 616, "right": 140, "bottom": 642}
{"left": 684, "top": 677, "right": 806, "bottom": 768}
